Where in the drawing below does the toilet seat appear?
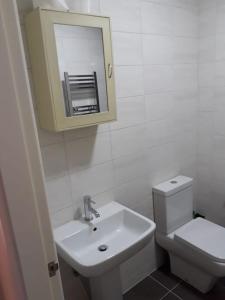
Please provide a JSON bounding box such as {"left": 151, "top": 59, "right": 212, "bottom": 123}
{"left": 174, "top": 218, "right": 225, "bottom": 263}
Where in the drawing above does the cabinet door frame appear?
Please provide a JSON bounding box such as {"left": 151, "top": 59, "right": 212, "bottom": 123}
{"left": 26, "top": 8, "right": 116, "bottom": 131}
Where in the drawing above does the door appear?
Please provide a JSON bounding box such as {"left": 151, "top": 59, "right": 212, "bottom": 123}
{"left": 0, "top": 0, "right": 64, "bottom": 299}
{"left": 0, "top": 171, "right": 27, "bottom": 300}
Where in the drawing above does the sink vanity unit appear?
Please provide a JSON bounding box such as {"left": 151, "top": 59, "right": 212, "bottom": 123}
{"left": 54, "top": 202, "right": 156, "bottom": 300}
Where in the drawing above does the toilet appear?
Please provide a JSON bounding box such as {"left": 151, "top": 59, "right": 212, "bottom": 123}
{"left": 153, "top": 175, "right": 225, "bottom": 293}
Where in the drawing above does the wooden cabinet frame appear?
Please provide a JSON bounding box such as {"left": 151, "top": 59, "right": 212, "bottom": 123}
{"left": 26, "top": 8, "right": 116, "bottom": 131}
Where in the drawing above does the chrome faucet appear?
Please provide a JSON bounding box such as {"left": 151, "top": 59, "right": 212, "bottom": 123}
{"left": 83, "top": 195, "right": 100, "bottom": 221}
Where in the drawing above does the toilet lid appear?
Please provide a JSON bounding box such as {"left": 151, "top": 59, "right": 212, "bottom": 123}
{"left": 174, "top": 218, "right": 225, "bottom": 263}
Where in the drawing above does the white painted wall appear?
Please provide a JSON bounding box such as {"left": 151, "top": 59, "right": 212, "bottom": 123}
{"left": 17, "top": 0, "right": 199, "bottom": 295}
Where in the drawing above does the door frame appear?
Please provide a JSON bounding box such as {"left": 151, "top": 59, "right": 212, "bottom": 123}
{"left": 0, "top": 0, "right": 64, "bottom": 299}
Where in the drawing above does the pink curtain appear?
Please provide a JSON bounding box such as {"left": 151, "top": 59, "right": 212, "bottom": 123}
{"left": 0, "top": 171, "right": 26, "bottom": 300}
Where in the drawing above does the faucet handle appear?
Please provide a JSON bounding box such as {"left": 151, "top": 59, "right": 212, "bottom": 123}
{"left": 83, "top": 195, "right": 95, "bottom": 205}
{"left": 83, "top": 195, "right": 91, "bottom": 202}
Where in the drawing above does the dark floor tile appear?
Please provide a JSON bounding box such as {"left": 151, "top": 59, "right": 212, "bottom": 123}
{"left": 124, "top": 276, "right": 168, "bottom": 300}
{"left": 162, "top": 292, "right": 182, "bottom": 300}
{"left": 151, "top": 264, "right": 181, "bottom": 289}
{"left": 173, "top": 280, "right": 225, "bottom": 300}
{"left": 218, "top": 277, "right": 225, "bottom": 286}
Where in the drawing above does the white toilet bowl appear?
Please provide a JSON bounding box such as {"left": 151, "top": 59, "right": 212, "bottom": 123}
{"left": 153, "top": 176, "right": 225, "bottom": 293}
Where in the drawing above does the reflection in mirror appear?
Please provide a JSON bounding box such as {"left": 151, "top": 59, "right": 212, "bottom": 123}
{"left": 54, "top": 24, "right": 108, "bottom": 117}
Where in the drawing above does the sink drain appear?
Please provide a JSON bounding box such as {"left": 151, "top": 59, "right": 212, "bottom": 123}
{"left": 170, "top": 180, "right": 178, "bottom": 184}
{"left": 98, "top": 244, "right": 108, "bottom": 252}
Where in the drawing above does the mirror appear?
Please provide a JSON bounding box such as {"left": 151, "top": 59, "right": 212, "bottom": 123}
{"left": 54, "top": 24, "right": 108, "bottom": 117}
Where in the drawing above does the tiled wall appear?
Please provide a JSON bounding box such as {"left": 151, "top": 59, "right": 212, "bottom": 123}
{"left": 17, "top": 0, "right": 199, "bottom": 293}
{"left": 197, "top": 0, "right": 225, "bottom": 226}
{"left": 38, "top": 0, "right": 199, "bottom": 226}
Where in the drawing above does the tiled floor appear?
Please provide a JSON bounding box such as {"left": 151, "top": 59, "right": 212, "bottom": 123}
{"left": 124, "top": 264, "right": 225, "bottom": 300}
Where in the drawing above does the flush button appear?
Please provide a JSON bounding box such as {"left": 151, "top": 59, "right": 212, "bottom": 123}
{"left": 170, "top": 180, "right": 178, "bottom": 184}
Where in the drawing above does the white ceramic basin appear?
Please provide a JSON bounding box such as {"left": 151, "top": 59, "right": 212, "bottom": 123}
{"left": 54, "top": 201, "right": 156, "bottom": 278}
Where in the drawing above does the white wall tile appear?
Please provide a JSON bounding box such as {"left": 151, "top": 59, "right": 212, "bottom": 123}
{"left": 173, "top": 37, "right": 198, "bottom": 64}
{"left": 145, "top": 92, "right": 174, "bottom": 121}
{"left": 65, "top": 132, "right": 111, "bottom": 171}
{"left": 173, "top": 7, "right": 198, "bottom": 37}
{"left": 63, "top": 124, "right": 109, "bottom": 141}
{"left": 217, "top": 0, "right": 225, "bottom": 8}
{"left": 216, "top": 34, "right": 225, "bottom": 61}
{"left": 173, "top": 64, "right": 198, "bottom": 91}
{"left": 215, "top": 61, "right": 225, "bottom": 87}
{"left": 211, "top": 159, "right": 225, "bottom": 199}
{"left": 45, "top": 175, "right": 73, "bottom": 214}
{"left": 65, "top": 0, "right": 100, "bottom": 13}
{"left": 141, "top": 2, "right": 173, "bottom": 35}
{"left": 199, "top": 7, "right": 216, "bottom": 37}
{"left": 199, "top": 36, "right": 216, "bottom": 64}
{"left": 114, "top": 177, "right": 151, "bottom": 216}
{"left": 100, "top": 0, "right": 141, "bottom": 33}
{"left": 176, "top": 132, "right": 197, "bottom": 161}
{"left": 197, "top": 161, "right": 212, "bottom": 201}
{"left": 214, "top": 109, "right": 225, "bottom": 136}
{"left": 110, "top": 96, "right": 146, "bottom": 130}
{"left": 112, "top": 32, "right": 142, "bottom": 66}
{"left": 199, "top": 0, "right": 216, "bottom": 10}
{"left": 142, "top": 35, "right": 173, "bottom": 65}
{"left": 146, "top": 119, "right": 175, "bottom": 148}
{"left": 92, "top": 190, "right": 115, "bottom": 208}
{"left": 148, "top": 142, "right": 179, "bottom": 187}
{"left": 216, "top": 5, "right": 225, "bottom": 34}
{"left": 113, "top": 151, "right": 148, "bottom": 186}
{"left": 197, "top": 112, "right": 213, "bottom": 158}
{"left": 70, "top": 161, "right": 114, "bottom": 200}
{"left": 173, "top": 92, "right": 197, "bottom": 134}
{"left": 214, "top": 136, "right": 225, "bottom": 160}
{"left": 38, "top": 128, "right": 64, "bottom": 146}
{"left": 115, "top": 66, "right": 144, "bottom": 98}
{"left": 215, "top": 87, "right": 225, "bottom": 109}
{"left": 51, "top": 206, "right": 74, "bottom": 228}
{"left": 143, "top": 0, "right": 198, "bottom": 9}
{"left": 41, "top": 143, "right": 67, "bottom": 179}
{"left": 111, "top": 125, "right": 147, "bottom": 159}
{"left": 199, "top": 63, "right": 215, "bottom": 88}
{"left": 144, "top": 65, "right": 174, "bottom": 94}
{"left": 199, "top": 88, "right": 215, "bottom": 112}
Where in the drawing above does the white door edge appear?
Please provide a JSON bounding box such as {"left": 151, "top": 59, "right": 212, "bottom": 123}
{"left": 0, "top": 0, "right": 64, "bottom": 299}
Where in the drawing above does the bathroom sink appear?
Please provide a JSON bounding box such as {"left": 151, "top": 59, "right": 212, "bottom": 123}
{"left": 54, "top": 201, "right": 156, "bottom": 278}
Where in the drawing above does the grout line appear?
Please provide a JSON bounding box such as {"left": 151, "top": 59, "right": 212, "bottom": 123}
{"left": 112, "top": 29, "right": 199, "bottom": 39}
{"left": 169, "top": 280, "right": 184, "bottom": 300}
{"left": 150, "top": 273, "right": 183, "bottom": 299}
{"left": 170, "top": 281, "right": 182, "bottom": 292}
{"left": 170, "top": 291, "right": 183, "bottom": 300}
{"left": 115, "top": 62, "right": 199, "bottom": 67}
{"left": 141, "top": 0, "right": 199, "bottom": 10}
{"left": 159, "top": 290, "right": 171, "bottom": 300}
{"left": 149, "top": 275, "right": 171, "bottom": 292}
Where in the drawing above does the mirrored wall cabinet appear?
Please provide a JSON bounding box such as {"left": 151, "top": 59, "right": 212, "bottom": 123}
{"left": 25, "top": 8, "right": 116, "bottom": 131}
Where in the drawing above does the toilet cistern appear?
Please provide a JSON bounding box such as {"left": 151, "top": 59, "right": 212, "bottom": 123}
{"left": 83, "top": 195, "right": 100, "bottom": 221}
